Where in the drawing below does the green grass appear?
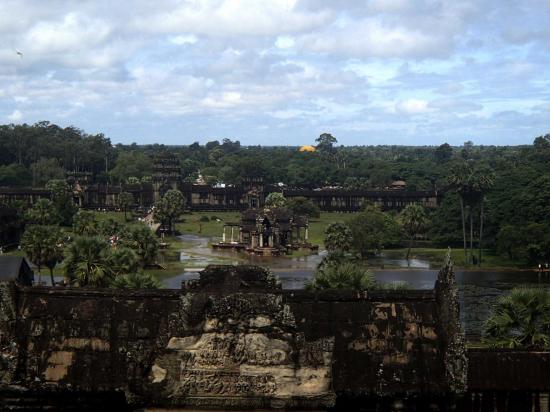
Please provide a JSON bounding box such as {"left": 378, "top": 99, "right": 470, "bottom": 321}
{"left": 92, "top": 210, "right": 129, "bottom": 224}
{"left": 176, "top": 212, "right": 242, "bottom": 239}
{"left": 175, "top": 211, "right": 355, "bottom": 247}
{"left": 306, "top": 212, "right": 356, "bottom": 246}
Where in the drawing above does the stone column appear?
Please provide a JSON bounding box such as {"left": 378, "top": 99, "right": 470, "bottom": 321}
{"left": 222, "top": 227, "right": 226, "bottom": 243}
{"left": 259, "top": 234, "right": 264, "bottom": 247}
{"left": 231, "top": 227, "right": 234, "bottom": 243}
{"left": 305, "top": 227, "right": 309, "bottom": 241}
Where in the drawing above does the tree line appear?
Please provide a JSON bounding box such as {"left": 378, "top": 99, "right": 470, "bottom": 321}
{"left": 1, "top": 121, "right": 549, "bottom": 265}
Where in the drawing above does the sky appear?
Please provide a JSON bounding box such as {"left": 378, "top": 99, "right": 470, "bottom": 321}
{"left": 1, "top": 0, "right": 549, "bottom": 146}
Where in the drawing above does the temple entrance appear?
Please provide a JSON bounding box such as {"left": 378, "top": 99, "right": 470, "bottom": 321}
{"left": 262, "top": 217, "right": 271, "bottom": 247}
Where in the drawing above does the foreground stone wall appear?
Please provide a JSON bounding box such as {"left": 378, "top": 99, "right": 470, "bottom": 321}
{"left": 1, "top": 264, "right": 463, "bottom": 409}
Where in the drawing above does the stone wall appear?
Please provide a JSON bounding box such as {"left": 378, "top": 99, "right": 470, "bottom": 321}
{"left": 1, "top": 264, "right": 463, "bottom": 409}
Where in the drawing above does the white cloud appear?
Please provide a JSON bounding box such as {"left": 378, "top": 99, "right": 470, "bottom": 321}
{"left": 275, "top": 35, "right": 295, "bottom": 49}
{"left": 7, "top": 109, "right": 23, "bottom": 121}
{"left": 395, "top": 99, "right": 431, "bottom": 115}
{"left": 23, "top": 13, "right": 111, "bottom": 54}
{"left": 0, "top": 0, "right": 546, "bottom": 145}
{"left": 169, "top": 34, "right": 198, "bottom": 46}
{"left": 135, "top": 0, "right": 332, "bottom": 36}
{"left": 298, "top": 19, "right": 450, "bottom": 58}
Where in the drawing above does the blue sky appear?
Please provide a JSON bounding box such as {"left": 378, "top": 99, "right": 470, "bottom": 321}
{"left": 1, "top": 0, "right": 549, "bottom": 146}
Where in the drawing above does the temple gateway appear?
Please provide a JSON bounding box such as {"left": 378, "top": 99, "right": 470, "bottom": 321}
{"left": 214, "top": 208, "right": 317, "bottom": 256}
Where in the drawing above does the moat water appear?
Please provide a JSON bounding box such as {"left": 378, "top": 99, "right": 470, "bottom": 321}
{"left": 162, "top": 234, "right": 550, "bottom": 338}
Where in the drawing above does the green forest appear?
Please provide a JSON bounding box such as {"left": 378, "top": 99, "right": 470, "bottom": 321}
{"left": 1, "top": 122, "right": 549, "bottom": 265}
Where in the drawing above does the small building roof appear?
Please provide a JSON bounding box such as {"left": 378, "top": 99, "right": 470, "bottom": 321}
{"left": 0, "top": 256, "right": 34, "bottom": 285}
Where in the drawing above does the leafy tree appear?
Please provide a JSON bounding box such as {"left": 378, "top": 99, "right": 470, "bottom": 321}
{"left": 483, "top": 288, "right": 550, "bottom": 349}
{"left": 72, "top": 210, "right": 98, "bottom": 235}
{"left": 25, "top": 198, "right": 57, "bottom": 225}
{"left": 287, "top": 196, "right": 320, "bottom": 218}
{"left": 315, "top": 133, "right": 337, "bottom": 154}
{"left": 109, "top": 150, "right": 153, "bottom": 183}
{"left": 434, "top": 143, "right": 453, "bottom": 163}
{"left": 264, "top": 192, "right": 287, "bottom": 208}
{"left": 0, "top": 164, "right": 31, "bottom": 186}
{"left": 399, "top": 204, "right": 429, "bottom": 260}
{"left": 21, "top": 225, "right": 64, "bottom": 286}
{"left": 46, "top": 179, "right": 78, "bottom": 226}
{"left": 154, "top": 189, "right": 185, "bottom": 233}
{"left": 496, "top": 225, "right": 524, "bottom": 261}
{"left": 63, "top": 236, "right": 112, "bottom": 287}
{"left": 110, "top": 271, "right": 160, "bottom": 289}
{"left": 118, "top": 191, "right": 134, "bottom": 221}
{"left": 324, "top": 222, "right": 353, "bottom": 252}
{"left": 307, "top": 262, "right": 375, "bottom": 291}
{"left": 121, "top": 224, "right": 159, "bottom": 268}
{"left": 343, "top": 176, "right": 370, "bottom": 190}
{"left": 349, "top": 206, "right": 401, "bottom": 258}
{"left": 30, "top": 158, "right": 65, "bottom": 186}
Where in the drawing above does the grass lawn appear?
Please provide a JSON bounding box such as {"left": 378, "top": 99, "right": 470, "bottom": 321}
{"left": 176, "top": 212, "right": 243, "bottom": 240}
{"left": 175, "top": 211, "right": 355, "bottom": 247}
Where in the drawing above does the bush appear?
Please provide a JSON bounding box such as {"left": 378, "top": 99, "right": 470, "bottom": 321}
{"left": 307, "top": 261, "right": 375, "bottom": 291}
{"left": 483, "top": 288, "right": 550, "bottom": 349}
{"left": 111, "top": 272, "right": 161, "bottom": 289}
{"left": 199, "top": 215, "right": 210, "bottom": 222}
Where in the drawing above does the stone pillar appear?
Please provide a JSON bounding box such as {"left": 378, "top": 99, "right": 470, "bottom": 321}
{"left": 222, "top": 227, "right": 226, "bottom": 243}
{"left": 305, "top": 227, "right": 309, "bottom": 241}
{"left": 269, "top": 235, "right": 273, "bottom": 247}
{"left": 259, "top": 234, "right": 263, "bottom": 248}
{"left": 231, "top": 227, "right": 234, "bottom": 243}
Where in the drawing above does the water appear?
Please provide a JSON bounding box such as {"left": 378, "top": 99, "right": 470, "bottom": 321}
{"left": 48, "top": 234, "right": 547, "bottom": 339}
{"left": 167, "top": 234, "right": 550, "bottom": 338}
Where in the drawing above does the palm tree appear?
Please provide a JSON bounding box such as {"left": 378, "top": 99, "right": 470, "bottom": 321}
{"left": 118, "top": 192, "right": 134, "bottom": 221}
{"left": 111, "top": 272, "right": 160, "bottom": 289}
{"left": 448, "top": 161, "right": 495, "bottom": 265}
{"left": 483, "top": 288, "right": 550, "bottom": 349}
{"left": 42, "top": 227, "right": 65, "bottom": 286}
{"left": 469, "top": 168, "right": 495, "bottom": 265}
{"left": 448, "top": 161, "right": 472, "bottom": 262}
{"left": 25, "top": 199, "right": 56, "bottom": 225}
{"left": 108, "top": 247, "right": 139, "bottom": 277}
{"left": 307, "top": 262, "right": 376, "bottom": 291}
{"left": 64, "top": 236, "right": 111, "bottom": 287}
{"left": 399, "top": 204, "right": 429, "bottom": 261}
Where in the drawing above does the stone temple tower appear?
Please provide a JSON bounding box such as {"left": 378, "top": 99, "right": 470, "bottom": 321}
{"left": 152, "top": 152, "right": 181, "bottom": 202}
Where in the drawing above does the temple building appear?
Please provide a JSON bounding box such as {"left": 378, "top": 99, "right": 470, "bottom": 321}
{"left": 214, "top": 208, "right": 317, "bottom": 256}
{"left": 0, "top": 152, "right": 441, "bottom": 212}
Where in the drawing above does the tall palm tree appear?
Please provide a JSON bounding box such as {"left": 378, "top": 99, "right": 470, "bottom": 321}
{"left": 484, "top": 288, "right": 550, "bottom": 349}
{"left": 448, "top": 162, "right": 470, "bottom": 262}
{"left": 399, "top": 204, "right": 429, "bottom": 261}
{"left": 64, "top": 236, "right": 111, "bottom": 287}
{"left": 448, "top": 161, "right": 495, "bottom": 265}
{"left": 468, "top": 168, "right": 495, "bottom": 265}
